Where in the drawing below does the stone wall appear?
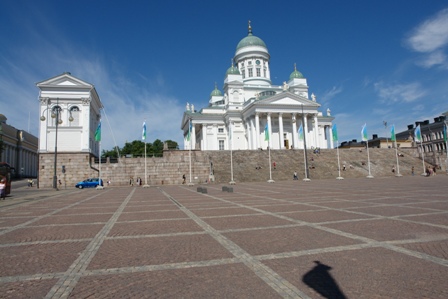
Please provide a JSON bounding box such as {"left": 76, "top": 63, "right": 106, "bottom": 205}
{"left": 38, "top": 150, "right": 211, "bottom": 189}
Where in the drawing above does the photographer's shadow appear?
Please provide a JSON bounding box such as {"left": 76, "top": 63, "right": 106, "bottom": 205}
{"left": 302, "top": 260, "right": 347, "bottom": 299}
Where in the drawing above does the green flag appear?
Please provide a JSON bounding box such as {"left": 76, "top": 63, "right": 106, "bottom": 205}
{"left": 332, "top": 124, "right": 338, "bottom": 142}
{"left": 94, "top": 122, "right": 101, "bottom": 142}
{"left": 390, "top": 125, "right": 396, "bottom": 142}
{"left": 264, "top": 123, "right": 269, "bottom": 141}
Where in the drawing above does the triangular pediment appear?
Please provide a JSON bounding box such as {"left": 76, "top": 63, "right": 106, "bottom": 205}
{"left": 36, "top": 72, "right": 93, "bottom": 88}
{"left": 256, "top": 91, "right": 320, "bottom": 107}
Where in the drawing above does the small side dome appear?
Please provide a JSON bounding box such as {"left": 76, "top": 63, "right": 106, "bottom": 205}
{"left": 226, "top": 59, "right": 240, "bottom": 75}
{"left": 289, "top": 63, "right": 304, "bottom": 80}
{"left": 210, "top": 83, "right": 222, "bottom": 97}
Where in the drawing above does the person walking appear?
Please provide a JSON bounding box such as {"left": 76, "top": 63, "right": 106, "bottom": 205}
{"left": 0, "top": 177, "right": 6, "bottom": 200}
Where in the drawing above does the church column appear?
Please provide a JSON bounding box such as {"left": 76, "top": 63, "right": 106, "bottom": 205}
{"left": 303, "top": 114, "right": 308, "bottom": 149}
{"left": 314, "top": 114, "right": 319, "bottom": 149}
{"left": 279, "top": 113, "right": 284, "bottom": 149}
{"left": 213, "top": 124, "right": 218, "bottom": 150}
{"left": 191, "top": 123, "right": 196, "bottom": 150}
{"left": 201, "top": 125, "right": 207, "bottom": 150}
{"left": 255, "top": 113, "right": 260, "bottom": 149}
{"left": 245, "top": 118, "right": 252, "bottom": 149}
{"left": 329, "top": 125, "right": 334, "bottom": 149}
{"left": 292, "top": 114, "right": 297, "bottom": 149}
{"left": 251, "top": 117, "right": 257, "bottom": 150}
{"left": 267, "top": 113, "right": 272, "bottom": 148}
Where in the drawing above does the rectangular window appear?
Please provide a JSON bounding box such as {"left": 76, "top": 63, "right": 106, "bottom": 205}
{"left": 218, "top": 128, "right": 224, "bottom": 133}
{"left": 256, "top": 68, "right": 260, "bottom": 77}
{"left": 248, "top": 68, "right": 253, "bottom": 77}
{"left": 219, "top": 140, "right": 224, "bottom": 150}
{"left": 242, "top": 70, "right": 245, "bottom": 79}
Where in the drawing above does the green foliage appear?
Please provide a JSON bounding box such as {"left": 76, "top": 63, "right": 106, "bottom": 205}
{"left": 102, "top": 139, "right": 179, "bottom": 158}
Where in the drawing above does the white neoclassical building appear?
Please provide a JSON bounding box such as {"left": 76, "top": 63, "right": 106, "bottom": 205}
{"left": 36, "top": 72, "right": 103, "bottom": 188}
{"left": 181, "top": 22, "right": 334, "bottom": 151}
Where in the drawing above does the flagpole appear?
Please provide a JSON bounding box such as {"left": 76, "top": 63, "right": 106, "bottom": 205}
{"left": 229, "top": 122, "right": 235, "bottom": 185}
{"left": 420, "top": 143, "right": 426, "bottom": 176}
{"left": 266, "top": 121, "right": 274, "bottom": 183}
{"left": 332, "top": 124, "right": 343, "bottom": 180}
{"left": 393, "top": 125, "right": 402, "bottom": 177}
{"left": 188, "top": 119, "right": 193, "bottom": 186}
{"left": 96, "top": 140, "right": 104, "bottom": 189}
{"left": 444, "top": 123, "right": 447, "bottom": 175}
{"left": 96, "top": 121, "right": 104, "bottom": 190}
{"left": 362, "top": 124, "right": 374, "bottom": 178}
{"left": 142, "top": 121, "right": 149, "bottom": 187}
{"left": 336, "top": 142, "right": 343, "bottom": 179}
{"left": 301, "top": 107, "right": 310, "bottom": 182}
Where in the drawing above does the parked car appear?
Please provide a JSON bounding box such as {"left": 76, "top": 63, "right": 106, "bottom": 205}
{"left": 75, "top": 178, "right": 103, "bottom": 189}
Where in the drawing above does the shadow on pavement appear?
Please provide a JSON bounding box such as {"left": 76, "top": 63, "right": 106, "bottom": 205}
{"left": 302, "top": 260, "right": 347, "bottom": 299}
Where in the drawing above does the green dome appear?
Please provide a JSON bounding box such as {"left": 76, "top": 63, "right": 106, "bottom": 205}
{"left": 236, "top": 22, "right": 267, "bottom": 50}
{"left": 210, "top": 84, "right": 222, "bottom": 97}
{"left": 289, "top": 64, "right": 304, "bottom": 79}
{"left": 226, "top": 65, "right": 240, "bottom": 75}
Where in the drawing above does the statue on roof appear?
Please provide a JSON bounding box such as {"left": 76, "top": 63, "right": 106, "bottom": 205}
{"left": 186, "top": 102, "right": 190, "bottom": 111}
{"left": 327, "top": 108, "right": 331, "bottom": 116}
{"left": 311, "top": 93, "right": 316, "bottom": 102}
{"left": 282, "top": 81, "right": 289, "bottom": 91}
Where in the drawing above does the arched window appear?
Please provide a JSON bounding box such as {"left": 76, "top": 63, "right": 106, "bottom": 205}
{"left": 51, "top": 106, "right": 62, "bottom": 126}
{"left": 70, "top": 106, "right": 80, "bottom": 126}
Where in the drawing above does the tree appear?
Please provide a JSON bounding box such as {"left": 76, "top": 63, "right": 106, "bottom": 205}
{"left": 102, "top": 139, "right": 179, "bottom": 158}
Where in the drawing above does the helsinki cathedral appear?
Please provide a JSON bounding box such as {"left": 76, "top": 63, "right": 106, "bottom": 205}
{"left": 181, "top": 22, "right": 334, "bottom": 151}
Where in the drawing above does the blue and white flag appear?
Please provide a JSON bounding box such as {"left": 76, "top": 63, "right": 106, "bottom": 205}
{"left": 298, "top": 124, "right": 304, "bottom": 141}
{"left": 414, "top": 125, "right": 422, "bottom": 143}
{"left": 142, "top": 121, "right": 147, "bottom": 141}
{"left": 361, "top": 124, "right": 368, "bottom": 141}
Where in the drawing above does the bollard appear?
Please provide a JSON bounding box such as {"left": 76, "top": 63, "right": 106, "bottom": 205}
{"left": 222, "top": 186, "right": 228, "bottom": 192}
{"left": 227, "top": 187, "right": 233, "bottom": 193}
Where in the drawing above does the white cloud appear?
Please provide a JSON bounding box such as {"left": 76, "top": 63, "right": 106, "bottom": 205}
{"left": 0, "top": 39, "right": 185, "bottom": 152}
{"left": 374, "top": 81, "right": 427, "bottom": 103}
{"left": 415, "top": 50, "right": 448, "bottom": 69}
{"left": 406, "top": 8, "right": 448, "bottom": 53}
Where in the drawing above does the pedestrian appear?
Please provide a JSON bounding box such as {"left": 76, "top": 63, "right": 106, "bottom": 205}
{"left": 293, "top": 171, "right": 298, "bottom": 180}
{"left": 433, "top": 166, "right": 436, "bottom": 176}
{"left": 0, "top": 177, "right": 6, "bottom": 200}
{"left": 273, "top": 161, "right": 276, "bottom": 170}
{"left": 182, "top": 174, "right": 186, "bottom": 184}
{"left": 411, "top": 166, "right": 414, "bottom": 176}
{"left": 392, "top": 166, "right": 395, "bottom": 173}
{"left": 342, "top": 164, "right": 346, "bottom": 171}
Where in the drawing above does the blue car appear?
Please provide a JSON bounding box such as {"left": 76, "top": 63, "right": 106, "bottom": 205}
{"left": 75, "top": 178, "right": 103, "bottom": 189}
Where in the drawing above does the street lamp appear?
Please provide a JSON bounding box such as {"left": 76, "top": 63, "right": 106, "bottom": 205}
{"left": 383, "top": 121, "right": 389, "bottom": 148}
{"left": 301, "top": 105, "right": 310, "bottom": 181}
{"left": 40, "top": 99, "right": 73, "bottom": 190}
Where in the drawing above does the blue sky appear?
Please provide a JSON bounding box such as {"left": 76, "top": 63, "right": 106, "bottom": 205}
{"left": 1, "top": 0, "right": 448, "bottom": 151}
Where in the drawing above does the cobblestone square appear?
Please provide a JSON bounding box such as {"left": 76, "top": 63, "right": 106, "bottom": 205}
{"left": 0, "top": 176, "right": 447, "bottom": 298}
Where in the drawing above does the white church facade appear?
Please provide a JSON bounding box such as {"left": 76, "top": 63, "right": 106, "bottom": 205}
{"left": 181, "top": 22, "right": 334, "bottom": 151}
{"left": 36, "top": 72, "right": 103, "bottom": 188}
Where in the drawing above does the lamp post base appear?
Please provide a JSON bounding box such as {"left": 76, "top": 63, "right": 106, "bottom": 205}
{"left": 303, "top": 178, "right": 311, "bottom": 182}
{"left": 143, "top": 184, "right": 150, "bottom": 188}
{"left": 366, "top": 175, "right": 374, "bottom": 179}
{"left": 267, "top": 179, "right": 275, "bottom": 183}
{"left": 336, "top": 176, "right": 344, "bottom": 180}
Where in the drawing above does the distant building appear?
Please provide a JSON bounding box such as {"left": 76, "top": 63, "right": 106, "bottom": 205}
{"left": 36, "top": 73, "right": 103, "bottom": 188}
{"left": 396, "top": 114, "right": 447, "bottom": 168}
{"left": 181, "top": 22, "right": 334, "bottom": 151}
{"left": 0, "top": 114, "right": 38, "bottom": 178}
